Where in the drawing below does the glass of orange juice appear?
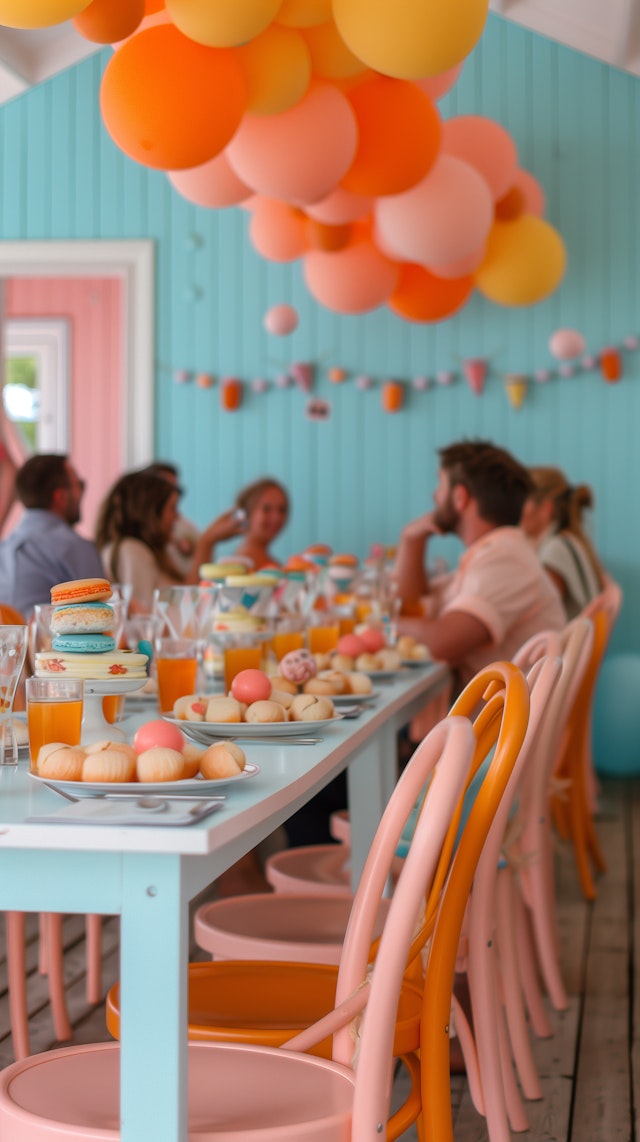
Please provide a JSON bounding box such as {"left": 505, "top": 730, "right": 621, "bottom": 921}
{"left": 26, "top": 677, "right": 84, "bottom": 774}
{"left": 306, "top": 612, "right": 340, "bottom": 655}
{"left": 155, "top": 637, "right": 198, "bottom": 714}
{"left": 220, "top": 639, "right": 263, "bottom": 694}
{"left": 271, "top": 616, "right": 305, "bottom": 663}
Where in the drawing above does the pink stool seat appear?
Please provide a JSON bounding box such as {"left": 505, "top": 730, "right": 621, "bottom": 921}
{"left": 0, "top": 1040, "right": 356, "bottom": 1139}
{"left": 266, "top": 844, "right": 352, "bottom": 896}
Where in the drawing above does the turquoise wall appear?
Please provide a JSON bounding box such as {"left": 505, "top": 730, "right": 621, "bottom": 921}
{"left": 0, "top": 15, "right": 639, "bottom": 649}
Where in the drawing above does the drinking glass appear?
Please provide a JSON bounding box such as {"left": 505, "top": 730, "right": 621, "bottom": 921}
{"left": 271, "top": 615, "right": 305, "bottom": 662}
{"left": 26, "top": 676, "right": 83, "bottom": 773}
{"left": 0, "top": 626, "right": 29, "bottom": 765}
{"left": 221, "top": 636, "right": 263, "bottom": 694}
{"left": 155, "top": 637, "right": 198, "bottom": 714}
{"left": 306, "top": 611, "right": 340, "bottom": 655}
{"left": 29, "top": 602, "right": 56, "bottom": 671}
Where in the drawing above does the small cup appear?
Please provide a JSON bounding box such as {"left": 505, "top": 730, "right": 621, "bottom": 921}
{"left": 155, "top": 637, "right": 198, "bottom": 715}
{"left": 26, "top": 677, "right": 84, "bottom": 774}
{"left": 0, "top": 625, "right": 29, "bottom": 766}
{"left": 306, "top": 612, "right": 340, "bottom": 655}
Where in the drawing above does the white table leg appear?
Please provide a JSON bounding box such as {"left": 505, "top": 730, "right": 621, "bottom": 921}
{"left": 347, "top": 723, "right": 398, "bottom": 888}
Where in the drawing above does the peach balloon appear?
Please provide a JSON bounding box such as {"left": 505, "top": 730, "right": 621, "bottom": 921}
{"left": 168, "top": 151, "right": 251, "bottom": 208}
{"left": 375, "top": 155, "right": 494, "bottom": 270}
{"left": 100, "top": 25, "right": 246, "bottom": 170}
{"left": 427, "top": 242, "right": 486, "bottom": 279}
{"left": 305, "top": 186, "right": 372, "bottom": 224}
{"left": 341, "top": 76, "right": 441, "bottom": 197}
{"left": 549, "top": 329, "right": 586, "bottom": 360}
{"left": 415, "top": 63, "right": 463, "bottom": 101}
{"left": 494, "top": 186, "right": 524, "bottom": 222}
{"left": 276, "top": 0, "right": 330, "bottom": 27}
{"left": 304, "top": 236, "right": 398, "bottom": 314}
{"left": 475, "top": 215, "right": 567, "bottom": 307}
{"left": 73, "top": 0, "right": 144, "bottom": 42}
{"left": 441, "top": 115, "right": 518, "bottom": 201}
{"left": 332, "top": 0, "right": 488, "bottom": 79}
{"left": 227, "top": 80, "right": 357, "bottom": 205}
{"left": 166, "top": 0, "right": 282, "bottom": 47}
{"left": 263, "top": 304, "right": 299, "bottom": 335}
{"left": 303, "top": 18, "right": 368, "bottom": 78}
{"left": 512, "top": 168, "right": 545, "bottom": 217}
{"left": 237, "top": 24, "right": 311, "bottom": 116}
{"left": 249, "top": 198, "right": 308, "bottom": 261}
{"left": 0, "top": 0, "right": 90, "bottom": 26}
{"left": 389, "top": 262, "right": 474, "bottom": 322}
{"left": 306, "top": 218, "right": 352, "bottom": 251}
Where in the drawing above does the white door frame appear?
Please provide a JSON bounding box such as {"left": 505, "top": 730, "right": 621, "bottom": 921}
{"left": 0, "top": 239, "right": 154, "bottom": 466}
{"left": 5, "top": 317, "right": 70, "bottom": 451}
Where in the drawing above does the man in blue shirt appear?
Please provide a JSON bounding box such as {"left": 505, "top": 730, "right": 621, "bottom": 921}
{"left": 0, "top": 453, "right": 104, "bottom": 617}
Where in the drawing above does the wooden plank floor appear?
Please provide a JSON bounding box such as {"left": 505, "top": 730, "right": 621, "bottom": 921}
{"left": 0, "top": 777, "right": 635, "bottom": 1140}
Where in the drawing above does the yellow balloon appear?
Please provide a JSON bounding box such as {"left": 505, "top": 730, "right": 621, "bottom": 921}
{"left": 332, "top": 0, "right": 488, "bottom": 79}
{"left": 166, "top": 0, "right": 283, "bottom": 47}
{"left": 276, "top": 0, "right": 330, "bottom": 28}
{"left": 237, "top": 24, "right": 311, "bottom": 115}
{"left": 303, "top": 18, "right": 368, "bottom": 78}
{"left": 475, "top": 215, "right": 567, "bottom": 307}
{"left": 0, "top": 0, "right": 90, "bottom": 26}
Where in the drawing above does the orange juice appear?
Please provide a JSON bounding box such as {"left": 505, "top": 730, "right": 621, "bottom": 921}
{"left": 271, "top": 630, "right": 304, "bottom": 662}
{"left": 307, "top": 623, "right": 340, "bottom": 655}
{"left": 355, "top": 601, "right": 372, "bottom": 624}
{"left": 223, "top": 646, "right": 262, "bottom": 693}
{"left": 338, "top": 616, "right": 356, "bottom": 636}
{"left": 27, "top": 699, "right": 83, "bottom": 771}
{"left": 156, "top": 656, "right": 198, "bottom": 713}
{"left": 102, "top": 695, "right": 125, "bottom": 724}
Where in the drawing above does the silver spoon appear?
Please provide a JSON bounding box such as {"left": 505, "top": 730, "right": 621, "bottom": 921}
{"left": 39, "top": 781, "right": 169, "bottom": 812}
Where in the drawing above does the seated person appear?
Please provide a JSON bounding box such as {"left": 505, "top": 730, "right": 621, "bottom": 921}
{"left": 232, "top": 477, "right": 290, "bottom": 570}
{"left": 520, "top": 466, "right": 605, "bottom": 620}
{"left": 139, "top": 461, "right": 200, "bottom": 580}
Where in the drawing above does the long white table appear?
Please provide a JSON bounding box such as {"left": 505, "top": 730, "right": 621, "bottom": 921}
{"left": 0, "top": 662, "right": 449, "bottom": 1141}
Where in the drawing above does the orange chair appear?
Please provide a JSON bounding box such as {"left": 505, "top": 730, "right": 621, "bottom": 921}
{"left": 0, "top": 718, "right": 477, "bottom": 1140}
{"left": 551, "top": 580, "right": 623, "bottom": 898}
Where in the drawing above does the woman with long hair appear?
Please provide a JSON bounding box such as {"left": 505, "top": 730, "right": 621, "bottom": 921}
{"left": 521, "top": 466, "right": 605, "bottom": 619}
{"left": 232, "top": 477, "right": 290, "bottom": 570}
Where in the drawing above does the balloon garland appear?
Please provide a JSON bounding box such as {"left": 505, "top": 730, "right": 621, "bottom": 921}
{"left": 2, "top": 0, "right": 568, "bottom": 320}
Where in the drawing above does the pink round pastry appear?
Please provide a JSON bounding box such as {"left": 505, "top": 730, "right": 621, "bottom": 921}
{"left": 358, "top": 626, "right": 386, "bottom": 653}
{"left": 280, "top": 648, "right": 317, "bottom": 685}
{"left": 231, "top": 668, "right": 272, "bottom": 705}
{"left": 133, "top": 719, "right": 185, "bottom": 755}
{"left": 336, "top": 633, "right": 367, "bottom": 658}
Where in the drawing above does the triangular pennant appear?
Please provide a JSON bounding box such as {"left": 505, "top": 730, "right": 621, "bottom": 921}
{"left": 463, "top": 358, "right": 487, "bottom": 395}
{"left": 290, "top": 362, "right": 314, "bottom": 393}
{"left": 505, "top": 374, "right": 528, "bottom": 409}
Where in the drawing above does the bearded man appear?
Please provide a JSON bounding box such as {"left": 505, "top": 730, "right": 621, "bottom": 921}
{"left": 393, "top": 439, "right": 565, "bottom": 685}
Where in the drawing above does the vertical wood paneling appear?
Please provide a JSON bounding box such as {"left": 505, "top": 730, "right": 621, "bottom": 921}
{"left": 0, "top": 22, "right": 639, "bottom": 644}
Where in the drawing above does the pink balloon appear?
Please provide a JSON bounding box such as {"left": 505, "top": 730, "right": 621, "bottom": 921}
{"left": 249, "top": 197, "right": 308, "bottom": 261}
{"left": 427, "top": 241, "right": 486, "bottom": 279}
{"left": 168, "top": 150, "right": 251, "bottom": 208}
{"left": 441, "top": 115, "right": 518, "bottom": 201}
{"left": 304, "top": 236, "right": 398, "bottom": 314}
{"left": 305, "top": 186, "right": 372, "bottom": 224}
{"left": 375, "top": 155, "right": 494, "bottom": 271}
{"left": 227, "top": 79, "right": 358, "bottom": 205}
{"left": 549, "top": 329, "right": 586, "bottom": 361}
{"left": 414, "top": 63, "right": 463, "bottom": 102}
{"left": 263, "top": 303, "right": 299, "bottom": 335}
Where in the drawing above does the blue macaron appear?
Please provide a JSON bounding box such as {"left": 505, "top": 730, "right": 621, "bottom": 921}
{"left": 51, "top": 634, "right": 117, "bottom": 653}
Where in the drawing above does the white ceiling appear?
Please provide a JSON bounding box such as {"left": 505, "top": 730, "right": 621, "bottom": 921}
{"left": 0, "top": 4, "right": 637, "bottom": 107}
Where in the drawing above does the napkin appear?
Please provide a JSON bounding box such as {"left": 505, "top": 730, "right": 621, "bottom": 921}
{"left": 27, "top": 797, "right": 224, "bottom": 827}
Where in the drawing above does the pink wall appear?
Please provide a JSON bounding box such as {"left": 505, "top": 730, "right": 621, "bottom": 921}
{"left": 6, "top": 276, "right": 124, "bottom": 538}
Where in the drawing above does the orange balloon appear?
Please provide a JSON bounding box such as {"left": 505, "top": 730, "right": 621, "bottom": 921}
{"left": 306, "top": 186, "right": 372, "bottom": 224}
{"left": 303, "top": 18, "right": 368, "bottom": 78}
{"left": 145, "top": 0, "right": 164, "bottom": 11}
{"left": 494, "top": 186, "right": 524, "bottom": 222}
{"left": 306, "top": 218, "right": 353, "bottom": 251}
{"left": 168, "top": 151, "right": 251, "bottom": 208}
{"left": 227, "top": 79, "right": 357, "bottom": 205}
{"left": 342, "top": 76, "right": 441, "bottom": 196}
{"left": 389, "top": 262, "right": 474, "bottom": 322}
{"left": 415, "top": 64, "right": 463, "bottom": 101}
{"left": 100, "top": 24, "right": 246, "bottom": 170}
{"left": 73, "top": 0, "right": 144, "bottom": 43}
{"left": 237, "top": 24, "right": 311, "bottom": 115}
{"left": 277, "top": 0, "right": 331, "bottom": 27}
{"left": 249, "top": 198, "right": 308, "bottom": 261}
{"left": 304, "top": 236, "right": 398, "bottom": 314}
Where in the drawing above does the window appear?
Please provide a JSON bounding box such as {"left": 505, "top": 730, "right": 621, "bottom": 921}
{"left": 2, "top": 318, "right": 69, "bottom": 453}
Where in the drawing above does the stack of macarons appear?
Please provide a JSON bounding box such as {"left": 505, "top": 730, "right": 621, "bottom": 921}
{"left": 49, "top": 578, "right": 117, "bottom": 654}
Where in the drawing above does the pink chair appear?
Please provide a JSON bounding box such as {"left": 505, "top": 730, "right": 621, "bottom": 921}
{"left": 0, "top": 718, "right": 478, "bottom": 1140}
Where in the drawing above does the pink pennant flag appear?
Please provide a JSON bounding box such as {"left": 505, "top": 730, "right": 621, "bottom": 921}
{"left": 463, "top": 358, "right": 487, "bottom": 396}
{"left": 289, "top": 362, "right": 314, "bottom": 393}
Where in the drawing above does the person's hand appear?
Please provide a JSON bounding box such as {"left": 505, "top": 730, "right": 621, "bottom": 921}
{"left": 401, "top": 512, "right": 442, "bottom": 543}
{"left": 201, "top": 508, "right": 246, "bottom": 547}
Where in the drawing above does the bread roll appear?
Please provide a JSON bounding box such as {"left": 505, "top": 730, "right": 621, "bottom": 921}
{"left": 270, "top": 689, "right": 295, "bottom": 710}
{"left": 290, "top": 694, "right": 334, "bottom": 721}
{"left": 329, "top": 653, "right": 355, "bottom": 672}
{"left": 245, "top": 699, "right": 286, "bottom": 723}
{"left": 355, "top": 653, "right": 380, "bottom": 672}
{"left": 312, "top": 653, "right": 332, "bottom": 671}
{"left": 173, "top": 694, "right": 207, "bottom": 721}
{"left": 317, "top": 670, "right": 348, "bottom": 694}
{"left": 136, "top": 747, "right": 184, "bottom": 783}
{"left": 396, "top": 635, "right": 417, "bottom": 659}
{"left": 200, "top": 740, "right": 246, "bottom": 780}
{"left": 83, "top": 749, "right": 137, "bottom": 783}
{"left": 268, "top": 676, "right": 299, "bottom": 696}
{"left": 38, "top": 745, "right": 85, "bottom": 781}
{"left": 377, "top": 648, "right": 401, "bottom": 671}
{"left": 85, "top": 739, "right": 138, "bottom": 765}
{"left": 181, "top": 743, "right": 204, "bottom": 779}
{"left": 345, "top": 671, "right": 373, "bottom": 695}
{"left": 204, "top": 696, "right": 243, "bottom": 723}
{"left": 303, "top": 676, "right": 338, "bottom": 696}
{"left": 10, "top": 719, "right": 29, "bottom": 747}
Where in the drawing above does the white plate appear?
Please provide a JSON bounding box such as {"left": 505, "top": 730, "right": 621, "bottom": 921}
{"left": 364, "top": 669, "right": 407, "bottom": 681}
{"left": 331, "top": 690, "right": 379, "bottom": 705}
{"left": 163, "top": 715, "right": 342, "bottom": 740}
{"left": 28, "top": 764, "right": 260, "bottom": 798}
{"left": 400, "top": 658, "right": 431, "bottom": 669}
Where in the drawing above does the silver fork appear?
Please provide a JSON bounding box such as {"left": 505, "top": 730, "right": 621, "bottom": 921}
{"left": 181, "top": 726, "right": 322, "bottom": 747}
